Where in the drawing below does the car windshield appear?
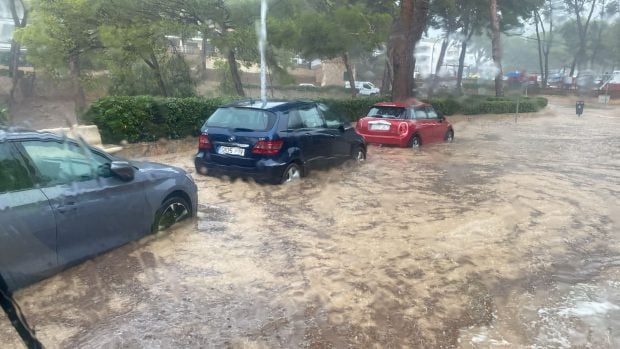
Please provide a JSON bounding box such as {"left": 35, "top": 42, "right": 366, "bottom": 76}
{"left": 1, "top": 0, "right": 619, "bottom": 348}
{"left": 203, "top": 108, "right": 277, "bottom": 131}
{"left": 367, "top": 106, "right": 406, "bottom": 119}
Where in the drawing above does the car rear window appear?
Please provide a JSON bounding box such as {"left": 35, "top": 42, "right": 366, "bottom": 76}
{"left": 367, "top": 107, "right": 406, "bottom": 119}
{"left": 204, "top": 108, "right": 277, "bottom": 131}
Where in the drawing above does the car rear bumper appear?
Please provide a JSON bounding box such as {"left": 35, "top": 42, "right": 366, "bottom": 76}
{"left": 195, "top": 153, "right": 288, "bottom": 183}
{"left": 358, "top": 133, "right": 409, "bottom": 147}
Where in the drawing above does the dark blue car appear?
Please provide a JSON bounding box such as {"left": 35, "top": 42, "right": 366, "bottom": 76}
{"left": 195, "top": 100, "right": 366, "bottom": 184}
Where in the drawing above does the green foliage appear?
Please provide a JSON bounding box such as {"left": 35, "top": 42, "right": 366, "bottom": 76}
{"left": 213, "top": 60, "right": 238, "bottom": 96}
{"left": 16, "top": 0, "right": 103, "bottom": 74}
{"left": 317, "top": 96, "right": 387, "bottom": 122}
{"left": 84, "top": 96, "right": 236, "bottom": 143}
{"left": 422, "top": 98, "right": 462, "bottom": 116}
{"left": 85, "top": 94, "right": 549, "bottom": 144}
{"left": 0, "top": 105, "right": 9, "bottom": 125}
{"left": 460, "top": 96, "right": 548, "bottom": 115}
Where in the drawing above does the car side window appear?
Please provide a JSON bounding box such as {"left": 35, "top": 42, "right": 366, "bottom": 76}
{"left": 287, "top": 110, "right": 304, "bottom": 130}
{"left": 20, "top": 140, "right": 112, "bottom": 186}
{"left": 318, "top": 103, "right": 346, "bottom": 128}
{"left": 299, "top": 106, "right": 326, "bottom": 129}
{"left": 426, "top": 107, "right": 438, "bottom": 119}
{"left": 0, "top": 143, "right": 35, "bottom": 194}
{"left": 413, "top": 108, "right": 428, "bottom": 119}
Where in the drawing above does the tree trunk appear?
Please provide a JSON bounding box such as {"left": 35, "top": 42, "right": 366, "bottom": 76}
{"left": 148, "top": 51, "right": 168, "bottom": 97}
{"left": 535, "top": 11, "right": 545, "bottom": 88}
{"left": 200, "top": 32, "right": 208, "bottom": 77}
{"left": 429, "top": 37, "right": 449, "bottom": 96}
{"left": 570, "top": 0, "right": 597, "bottom": 76}
{"left": 381, "top": 23, "right": 398, "bottom": 95}
{"left": 9, "top": 41, "right": 21, "bottom": 103}
{"left": 342, "top": 52, "right": 357, "bottom": 98}
{"left": 69, "top": 54, "right": 86, "bottom": 116}
{"left": 490, "top": 0, "right": 503, "bottom": 97}
{"left": 391, "top": 0, "right": 429, "bottom": 101}
{"left": 227, "top": 49, "right": 245, "bottom": 97}
{"left": 8, "top": 0, "right": 27, "bottom": 106}
{"left": 456, "top": 39, "right": 468, "bottom": 96}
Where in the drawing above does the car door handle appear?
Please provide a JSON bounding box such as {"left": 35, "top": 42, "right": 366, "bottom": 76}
{"left": 57, "top": 202, "right": 77, "bottom": 214}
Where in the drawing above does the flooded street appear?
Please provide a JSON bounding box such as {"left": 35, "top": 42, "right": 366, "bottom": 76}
{"left": 1, "top": 98, "right": 619, "bottom": 348}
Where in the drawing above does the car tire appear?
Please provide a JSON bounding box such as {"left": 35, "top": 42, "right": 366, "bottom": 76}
{"left": 352, "top": 146, "right": 366, "bottom": 161}
{"left": 280, "top": 163, "right": 303, "bottom": 184}
{"left": 153, "top": 196, "right": 191, "bottom": 232}
{"left": 408, "top": 134, "right": 421, "bottom": 148}
{"left": 445, "top": 129, "right": 454, "bottom": 143}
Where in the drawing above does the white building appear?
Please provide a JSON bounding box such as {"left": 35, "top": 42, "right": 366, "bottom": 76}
{"left": 414, "top": 38, "right": 476, "bottom": 79}
{"left": 0, "top": 0, "right": 24, "bottom": 52}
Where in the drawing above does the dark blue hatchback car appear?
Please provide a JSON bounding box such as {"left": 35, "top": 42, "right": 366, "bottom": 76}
{"left": 195, "top": 100, "right": 366, "bottom": 184}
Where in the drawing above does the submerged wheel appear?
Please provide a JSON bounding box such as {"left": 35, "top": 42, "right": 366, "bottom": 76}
{"left": 153, "top": 196, "right": 191, "bottom": 232}
{"left": 408, "top": 135, "right": 421, "bottom": 148}
{"left": 445, "top": 129, "right": 454, "bottom": 143}
{"left": 352, "top": 146, "right": 366, "bottom": 161}
{"left": 281, "top": 163, "right": 302, "bottom": 184}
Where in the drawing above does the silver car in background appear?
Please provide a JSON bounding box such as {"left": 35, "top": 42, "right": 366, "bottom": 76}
{"left": 0, "top": 128, "right": 197, "bottom": 292}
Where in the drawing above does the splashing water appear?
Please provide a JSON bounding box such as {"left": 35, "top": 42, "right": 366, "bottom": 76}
{"left": 259, "top": 0, "right": 268, "bottom": 105}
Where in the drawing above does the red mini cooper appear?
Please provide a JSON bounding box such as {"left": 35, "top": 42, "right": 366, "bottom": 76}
{"left": 355, "top": 100, "right": 454, "bottom": 148}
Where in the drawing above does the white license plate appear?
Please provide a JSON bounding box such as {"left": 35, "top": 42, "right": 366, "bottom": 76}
{"left": 370, "top": 124, "right": 390, "bottom": 131}
{"left": 218, "top": 146, "right": 245, "bottom": 156}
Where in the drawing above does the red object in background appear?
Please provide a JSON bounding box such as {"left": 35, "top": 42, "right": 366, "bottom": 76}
{"left": 355, "top": 100, "right": 454, "bottom": 147}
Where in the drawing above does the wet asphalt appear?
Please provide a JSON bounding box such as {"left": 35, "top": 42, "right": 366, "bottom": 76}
{"left": 1, "top": 97, "right": 619, "bottom": 348}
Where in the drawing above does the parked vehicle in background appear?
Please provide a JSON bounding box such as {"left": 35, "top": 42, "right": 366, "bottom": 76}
{"left": 344, "top": 81, "right": 380, "bottom": 96}
{"left": 195, "top": 100, "right": 366, "bottom": 184}
{"left": 0, "top": 128, "right": 198, "bottom": 292}
{"left": 355, "top": 100, "right": 454, "bottom": 148}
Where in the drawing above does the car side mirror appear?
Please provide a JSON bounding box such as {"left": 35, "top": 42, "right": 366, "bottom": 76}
{"left": 110, "top": 161, "right": 135, "bottom": 181}
{"left": 338, "top": 124, "right": 346, "bottom": 133}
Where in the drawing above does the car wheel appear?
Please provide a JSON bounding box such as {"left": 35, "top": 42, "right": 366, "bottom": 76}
{"left": 445, "top": 129, "right": 454, "bottom": 143}
{"left": 408, "top": 134, "right": 421, "bottom": 148}
{"left": 281, "top": 163, "right": 302, "bottom": 184}
{"left": 352, "top": 146, "right": 366, "bottom": 161}
{"left": 153, "top": 196, "right": 191, "bottom": 232}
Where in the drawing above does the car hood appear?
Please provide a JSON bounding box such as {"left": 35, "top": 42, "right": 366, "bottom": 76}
{"left": 131, "top": 160, "right": 187, "bottom": 177}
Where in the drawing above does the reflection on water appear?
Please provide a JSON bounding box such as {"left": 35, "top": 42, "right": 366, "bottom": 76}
{"left": 1, "top": 100, "right": 619, "bottom": 348}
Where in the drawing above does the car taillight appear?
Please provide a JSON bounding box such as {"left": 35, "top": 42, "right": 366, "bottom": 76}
{"left": 199, "top": 134, "right": 212, "bottom": 149}
{"left": 252, "top": 140, "right": 283, "bottom": 155}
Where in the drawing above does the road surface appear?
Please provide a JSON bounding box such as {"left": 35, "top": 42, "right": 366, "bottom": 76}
{"left": 1, "top": 98, "right": 619, "bottom": 348}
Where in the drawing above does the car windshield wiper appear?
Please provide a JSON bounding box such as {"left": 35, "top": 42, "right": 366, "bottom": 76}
{"left": 232, "top": 128, "right": 255, "bottom": 132}
{"left": 0, "top": 274, "right": 43, "bottom": 348}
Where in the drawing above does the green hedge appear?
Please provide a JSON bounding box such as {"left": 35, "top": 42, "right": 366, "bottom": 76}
{"left": 83, "top": 96, "right": 234, "bottom": 143}
{"left": 85, "top": 95, "right": 548, "bottom": 144}
{"left": 460, "top": 96, "right": 548, "bottom": 115}
{"left": 317, "top": 96, "right": 387, "bottom": 122}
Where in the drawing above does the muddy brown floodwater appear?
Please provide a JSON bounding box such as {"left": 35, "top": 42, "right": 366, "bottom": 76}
{"left": 1, "top": 98, "right": 619, "bottom": 348}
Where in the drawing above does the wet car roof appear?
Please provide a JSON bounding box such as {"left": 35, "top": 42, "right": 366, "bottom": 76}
{"left": 373, "top": 99, "right": 430, "bottom": 108}
{"left": 0, "top": 127, "right": 69, "bottom": 143}
{"left": 221, "top": 99, "right": 316, "bottom": 113}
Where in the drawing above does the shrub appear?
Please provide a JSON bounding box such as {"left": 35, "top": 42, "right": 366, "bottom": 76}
{"left": 317, "top": 96, "right": 387, "bottom": 122}
{"left": 461, "top": 96, "right": 547, "bottom": 115}
{"left": 83, "top": 96, "right": 234, "bottom": 143}
{"left": 423, "top": 98, "right": 462, "bottom": 116}
{"left": 85, "top": 95, "right": 548, "bottom": 144}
